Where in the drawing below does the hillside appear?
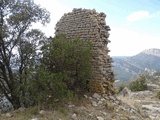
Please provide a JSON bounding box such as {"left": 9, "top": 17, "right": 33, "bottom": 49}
{"left": 1, "top": 81, "right": 160, "bottom": 120}
{"left": 0, "top": 91, "right": 156, "bottom": 120}
{"left": 113, "top": 48, "right": 160, "bottom": 81}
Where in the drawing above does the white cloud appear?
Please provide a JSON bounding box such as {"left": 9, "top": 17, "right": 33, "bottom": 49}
{"left": 127, "top": 11, "right": 150, "bottom": 22}
{"left": 32, "top": 1, "right": 160, "bottom": 56}
{"left": 108, "top": 27, "right": 160, "bottom": 56}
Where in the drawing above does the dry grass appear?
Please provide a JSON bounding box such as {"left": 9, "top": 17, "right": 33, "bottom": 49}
{"left": 0, "top": 95, "right": 90, "bottom": 120}
{"left": 0, "top": 93, "right": 150, "bottom": 120}
{"left": 0, "top": 105, "right": 71, "bottom": 120}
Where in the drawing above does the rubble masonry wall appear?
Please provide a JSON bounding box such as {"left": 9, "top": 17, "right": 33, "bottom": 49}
{"left": 55, "top": 8, "right": 115, "bottom": 94}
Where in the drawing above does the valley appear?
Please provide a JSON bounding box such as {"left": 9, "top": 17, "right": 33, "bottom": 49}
{"left": 112, "top": 48, "right": 160, "bottom": 82}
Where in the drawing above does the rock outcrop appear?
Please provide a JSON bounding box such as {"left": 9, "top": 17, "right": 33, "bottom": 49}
{"left": 118, "top": 81, "right": 160, "bottom": 120}
{"left": 55, "top": 8, "right": 115, "bottom": 94}
{"left": 0, "top": 95, "right": 13, "bottom": 113}
{"left": 142, "top": 48, "right": 160, "bottom": 57}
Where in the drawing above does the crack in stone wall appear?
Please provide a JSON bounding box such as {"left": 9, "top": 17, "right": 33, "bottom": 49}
{"left": 55, "top": 8, "right": 115, "bottom": 94}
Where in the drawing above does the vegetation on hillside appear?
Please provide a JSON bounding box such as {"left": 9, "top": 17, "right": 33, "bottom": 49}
{"left": 41, "top": 34, "right": 92, "bottom": 91}
{"left": 0, "top": 0, "right": 92, "bottom": 110}
{"left": 0, "top": 0, "right": 50, "bottom": 109}
{"left": 128, "top": 75, "right": 147, "bottom": 92}
{"left": 31, "top": 34, "right": 92, "bottom": 107}
{"left": 157, "top": 91, "right": 160, "bottom": 100}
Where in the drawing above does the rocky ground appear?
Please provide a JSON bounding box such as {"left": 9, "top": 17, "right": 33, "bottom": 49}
{"left": 0, "top": 82, "right": 160, "bottom": 120}
{"left": 118, "top": 82, "right": 160, "bottom": 120}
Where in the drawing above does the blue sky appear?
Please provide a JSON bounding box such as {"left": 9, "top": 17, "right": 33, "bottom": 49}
{"left": 34, "top": 0, "right": 160, "bottom": 56}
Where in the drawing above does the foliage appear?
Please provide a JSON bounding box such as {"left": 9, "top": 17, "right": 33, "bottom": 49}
{"left": 0, "top": 0, "right": 50, "bottom": 109}
{"left": 128, "top": 75, "right": 147, "bottom": 92}
{"left": 0, "top": 0, "right": 92, "bottom": 110}
{"left": 157, "top": 91, "right": 160, "bottom": 100}
{"left": 41, "top": 34, "right": 92, "bottom": 91}
{"left": 29, "top": 68, "right": 72, "bottom": 107}
{"left": 118, "top": 84, "right": 126, "bottom": 92}
{"left": 22, "top": 34, "right": 93, "bottom": 108}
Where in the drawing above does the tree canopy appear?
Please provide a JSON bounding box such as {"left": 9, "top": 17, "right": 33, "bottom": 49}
{"left": 0, "top": 0, "right": 50, "bottom": 109}
{"left": 41, "top": 34, "right": 92, "bottom": 90}
{"left": 0, "top": 0, "right": 93, "bottom": 111}
{"left": 29, "top": 34, "right": 92, "bottom": 106}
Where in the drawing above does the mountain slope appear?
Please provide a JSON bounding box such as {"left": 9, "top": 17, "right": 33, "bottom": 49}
{"left": 113, "top": 48, "right": 160, "bottom": 81}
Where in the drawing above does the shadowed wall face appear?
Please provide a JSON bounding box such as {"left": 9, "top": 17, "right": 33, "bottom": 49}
{"left": 55, "top": 8, "right": 115, "bottom": 94}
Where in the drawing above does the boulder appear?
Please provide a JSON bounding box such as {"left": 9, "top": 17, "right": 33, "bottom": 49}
{"left": 92, "top": 93, "right": 101, "bottom": 100}
{"left": 97, "top": 116, "right": 104, "bottom": 120}
{"left": 105, "top": 102, "right": 114, "bottom": 110}
{"left": 120, "top": 87, "right": 131, "bottom": 96}
{"left": 0, "top": 96, "right": 13, "bottom": 112}
{"left": 147, "top": 84, "right": 160, "bottom": 90}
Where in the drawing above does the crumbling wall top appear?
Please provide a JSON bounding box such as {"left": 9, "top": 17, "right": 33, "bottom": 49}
{"left": 55, "top": 8, "right": 115, "bottom": 94}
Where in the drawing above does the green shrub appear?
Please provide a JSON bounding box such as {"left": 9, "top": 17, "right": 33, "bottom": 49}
{"left": 26, "top": 68, "right": 75, "bottom": 108}
{"left": 128, "top": 75, "right": 147, "bottom": 92}
{"left": 41, "top": 34, "right": 92, "bottom": 91}
{"left": 157, "top": 91, "right": 160, "bottom": 99}
{"left": 118, "top": 84, "right": 126, "bottom": 92}
{"left": 27, "top": 34, "right": 93, "bottom": 107}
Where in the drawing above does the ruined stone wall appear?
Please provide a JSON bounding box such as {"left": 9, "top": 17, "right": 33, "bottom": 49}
{"left": 55, "top": 8, "right": 115, "bottom": 94}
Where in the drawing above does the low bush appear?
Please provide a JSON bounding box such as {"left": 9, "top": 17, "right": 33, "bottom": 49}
{"left": 128, "top": 75, "right": 147, "bottom": 92}
{"left": 118, "top": 84, "right": 126, "bottom": 92}
{"left": 41, "top": 34, "right": 92, "bottom": 91}
{"left": 26, "top": 34, "right": 93, "bottom": 107}
{"left": 157, "top": 91, "right": 160, "bottom": 100}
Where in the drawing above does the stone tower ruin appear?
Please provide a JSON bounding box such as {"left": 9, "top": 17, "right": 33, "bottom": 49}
{"left": 55, "top": 8, "right": 115, "bottom": 94}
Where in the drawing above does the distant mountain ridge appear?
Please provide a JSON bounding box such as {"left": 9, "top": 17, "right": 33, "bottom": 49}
{"left": 141, "top": 48, "right": 160, "bottom": 57}
{"left": 112, "top": 48, "right": 160, "bottom": 81}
